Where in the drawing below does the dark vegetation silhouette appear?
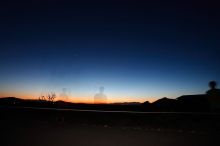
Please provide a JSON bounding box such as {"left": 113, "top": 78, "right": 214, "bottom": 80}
{"left": 39, "top": 92, "right": 56, "bottom": 102}
{"left": 1, "top": 81, "right": 220, "bottom": 112}
{"left": 206, "top": 81, "right": 220, "bottom": 110}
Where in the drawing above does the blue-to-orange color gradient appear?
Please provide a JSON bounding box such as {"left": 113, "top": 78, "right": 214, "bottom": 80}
{"left": 0, "top": 1, "right": 220, "bottom": 103}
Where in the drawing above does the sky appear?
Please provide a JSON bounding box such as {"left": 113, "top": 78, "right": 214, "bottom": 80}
{"left": 0, "top": 0, "right": 220, "bottom": 103}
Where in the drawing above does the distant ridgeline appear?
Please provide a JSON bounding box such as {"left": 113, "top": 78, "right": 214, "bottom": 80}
{"left": 143, "top": 81, "right": 220, "bottom": 112}
{"left": 0, "top": 81, "right": 220, "bottom": 112}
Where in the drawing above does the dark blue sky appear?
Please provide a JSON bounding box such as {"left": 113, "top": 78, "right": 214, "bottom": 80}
{"left": 0, "top": 0, "right": 220, "bottom": 103}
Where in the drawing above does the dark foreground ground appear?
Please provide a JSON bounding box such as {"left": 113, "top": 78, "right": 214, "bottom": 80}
{"left": 0, "top": 107, "right": 220, "bottom": 146}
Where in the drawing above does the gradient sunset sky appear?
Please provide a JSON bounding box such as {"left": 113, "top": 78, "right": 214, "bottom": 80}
{"left": 0, "top": 0, "right": 220, "bottom": 103}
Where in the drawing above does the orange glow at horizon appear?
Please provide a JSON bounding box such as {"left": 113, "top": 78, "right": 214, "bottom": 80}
{"left": 0, "top": 91, "right": 158, "bottom": 104}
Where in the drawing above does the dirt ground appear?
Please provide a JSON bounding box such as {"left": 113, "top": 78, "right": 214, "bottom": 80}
{"left": 0, "top": 107, "right": 220, "bottom": 146}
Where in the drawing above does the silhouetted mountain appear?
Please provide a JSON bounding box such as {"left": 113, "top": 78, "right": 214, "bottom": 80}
{"left": 0, "top": 97, "right": 143, "bottom": 111}
{"left": 176, "top": 95, "right": 210, "bottom": 112}
{"left": 0, "top": 97, "right": 24, "bottom": 105}
{"left": 111, "top": 102, "right": 141, "bottom": 105}
{"left": 151, "top": 97, "right": 177, "bottom": 112}
{"left": 0, "top": 86, "right": 219, "bottom": 112}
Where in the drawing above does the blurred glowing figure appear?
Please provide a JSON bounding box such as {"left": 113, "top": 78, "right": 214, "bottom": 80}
{"left": 59, "top": 88, "right": 69, "bottom": 101}
{"left": 94, "top": 86, "right": 107, "bottom": 104}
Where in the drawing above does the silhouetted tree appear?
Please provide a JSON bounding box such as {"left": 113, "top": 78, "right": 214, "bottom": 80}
{"left": 206, "top": 81, "right": 220, "bottom": 111}
{"left": 39, "top": 92, "right": 56, "bottom": 102}
{"left": 209, "top": 81, "right": 217, "bottom": 90}
{"left": 206, "top": 81, "right": 220, "bottom": 95}
{"left": 47, "top": 92, "right": 56, "bottom": 102}
{"left": 39, "top": 95, "right": 46, "bottom": 101}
